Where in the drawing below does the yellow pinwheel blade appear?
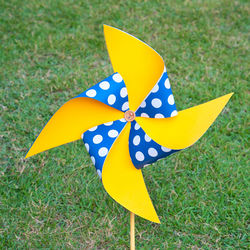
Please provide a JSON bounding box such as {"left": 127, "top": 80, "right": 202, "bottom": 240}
{"left": 102, "top": 122, "right": 160, "bottom": 223}
{"left": 25, "top": 97, "right": 123, "bottom": 158}
{"left": 136, "top": 93, "right": 233, "bottom": 150}
{"left": 104, "top": 25, "right": 165, "bottom": 111}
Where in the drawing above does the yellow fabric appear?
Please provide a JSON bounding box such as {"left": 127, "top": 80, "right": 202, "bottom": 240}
{"left": 25, "top": 97, "right": 123, "bottom": 158}
{"left": 102, "top": 122, "right": 160, "bottom": 223}
{"left": 104, "top": 24, "right": 165, "bottom": 111}
{"left": 135, "top": 93, "right": 233, "bottom": 150}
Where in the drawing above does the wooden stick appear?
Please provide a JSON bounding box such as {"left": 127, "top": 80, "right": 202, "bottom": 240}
{"left": 130, "top": 212, "right": 135, "bottom": 250}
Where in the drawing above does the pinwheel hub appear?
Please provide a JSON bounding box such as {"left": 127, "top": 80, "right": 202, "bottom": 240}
{"left": 124, "top": 110, "right": 135, "bottom": 122}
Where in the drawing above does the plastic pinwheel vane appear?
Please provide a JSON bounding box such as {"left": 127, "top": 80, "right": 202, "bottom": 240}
{"left": 26, "top": 25, "right": 233, "bottom": 232}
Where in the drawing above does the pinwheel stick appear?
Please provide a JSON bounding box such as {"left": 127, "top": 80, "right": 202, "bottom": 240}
{"left": 130, "top": 212, "right": 135, "bottom": 250}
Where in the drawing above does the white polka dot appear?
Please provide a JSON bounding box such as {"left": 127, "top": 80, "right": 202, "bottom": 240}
{"left": 86, "top": 89, "right": 97, "bottom": 97}
{"left": 134, "top": 123, "right": 140, "bottom": 130}
{"left": 122, "top": 101, "right": 129, "bottom": 111}
{"left": 171, "top": 110, "right": 178, "bottom": 117}
{"left": 93, "top": 134, "right": 103, "bottom": 144}
{"left": 155, "top": 113, "right": 164, "bottom": 118}
{"left": 108, "top": 94, "right": 116, "bottom": 105}
{"left": 98, "top": 147, "right": 108, "bottom": 157}
{"left": 164, "top": 78, "right": 170, "bottom": 89}
{"left": 104, "top": 121, "right": 113, "bottom": 126}
{"left": 133, "top": 135, "right": 140, "bottom": 146}
{"left": 99, "top": 81, "right": 110, "bottom": 90}
{"left": 141, "top": 113, "right": 149, "bottom": 117}
{"left": 89, "top": 126, "right": 97, "bottom": 132}
{"left": 144, "top": 134, "right": 151, "bottom": 142}
{"left": 112, "top": 73, "right": 123, "bottom": 83}
{"left": 120, "top": 118, "right": 126, "bottom": 122}
{"left": 81, "top": 133, "right": 84, "bottom": 139}
{"left": 97, "top": 169, "right": 102, "bottom": 179}
{"left": 108, "top": 129, "right": 118, "bottom": 138}
{"left": 151, "top": 98, "right": 162, "bottom": 108}
{"left": 140, "top": 100, "right": 146, "bottom": 108}
{"left": 161, "top": 146, "right": 171, "bottom": 152}
{"left": 151, "top": 84, "right": 159, "bottom": 93}
{"left": 120, "top": 87, "right": 128, "bottom": 98}
{"left": 168, "top": 94, "right": 175, "bottom": 105}
{"left": 135, "top": 151, "right": 145, "bottom": 161}
{"left": 148, "top": 147, "right": 158, "bottom": 157}
{"left": 91, "top": 156, "right": 95, "bottom": 165}
{"left": 84, "top": 143, "right": 89, "bottom": 152}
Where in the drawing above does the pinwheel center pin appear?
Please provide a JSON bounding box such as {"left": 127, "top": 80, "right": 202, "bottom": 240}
{"left": 124, "top": 110, "right": 135, "bottom": 122}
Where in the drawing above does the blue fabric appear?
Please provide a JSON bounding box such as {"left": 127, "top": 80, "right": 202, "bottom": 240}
{"left": 80, "top": 70, "right": 180, "bottom": 177}
{"left": 129, "top": 121, "right": 179, "bottom": 169}
{"left": 76, "top": 72, "right": 129, "bottom": 112}
{"left": 82, "top": 119, "right": 127, "bottom": 178}
{"left": 136, "top": 70, "right": 178, "bottom": 118}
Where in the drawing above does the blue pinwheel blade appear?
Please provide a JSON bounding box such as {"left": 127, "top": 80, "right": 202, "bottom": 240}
{"left": 76, "top": 72, "right": 129, "bottom": 112}
{"left": 129, "top": 120, "right": 179, "bottom": 169}
{"left": 135, "top": 69, "right": 178, "bottom": 119}
{"left": 82, "top": 118, "right": 127, "bottom": 177}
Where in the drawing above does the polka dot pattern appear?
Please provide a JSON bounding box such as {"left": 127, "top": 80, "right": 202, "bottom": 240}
{"left": 99, "top": 81, "right": 110, "bottom": 90}
{"left": 76, "top": 72, "right": 129, "bottom": 112}
{"left": 108, "top": 129, "right": 119, "bottom": 138}
{"left": 82, "top": 119, "right": 127, "bottom": 176}
{"left": 78, "top": 70, "right": 180, "bottom": 175}
{"left": 86, "top": 89, "right": 96, "bottom": 97}
{"left": 135, "top": 151, "right": 145, "bottom": 161}
{"left": 136, "top": 71, "right": 178, "bottom": 118}
{"left": 112, "top": 73, "right": 123, "bottom": 83}
{"left": 129, "top": 121, "right": 179, "bottom": 169}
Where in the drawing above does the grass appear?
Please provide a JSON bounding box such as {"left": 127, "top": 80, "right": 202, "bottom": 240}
{"left": 0, "top": 0, "right": 249, "bottom": 248}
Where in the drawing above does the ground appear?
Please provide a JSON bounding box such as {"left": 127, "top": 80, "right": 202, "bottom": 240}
{"left": 0, "top": 0, "right": 249, "bottom": 248}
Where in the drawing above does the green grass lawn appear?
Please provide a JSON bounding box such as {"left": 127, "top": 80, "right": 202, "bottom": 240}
{"left": 1, "top": 0, "right": 249, "bottom": 248}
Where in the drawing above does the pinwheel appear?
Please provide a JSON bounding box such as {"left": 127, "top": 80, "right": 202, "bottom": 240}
{"left": 25, "top": 25, "right": 233, "bottom": 248}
